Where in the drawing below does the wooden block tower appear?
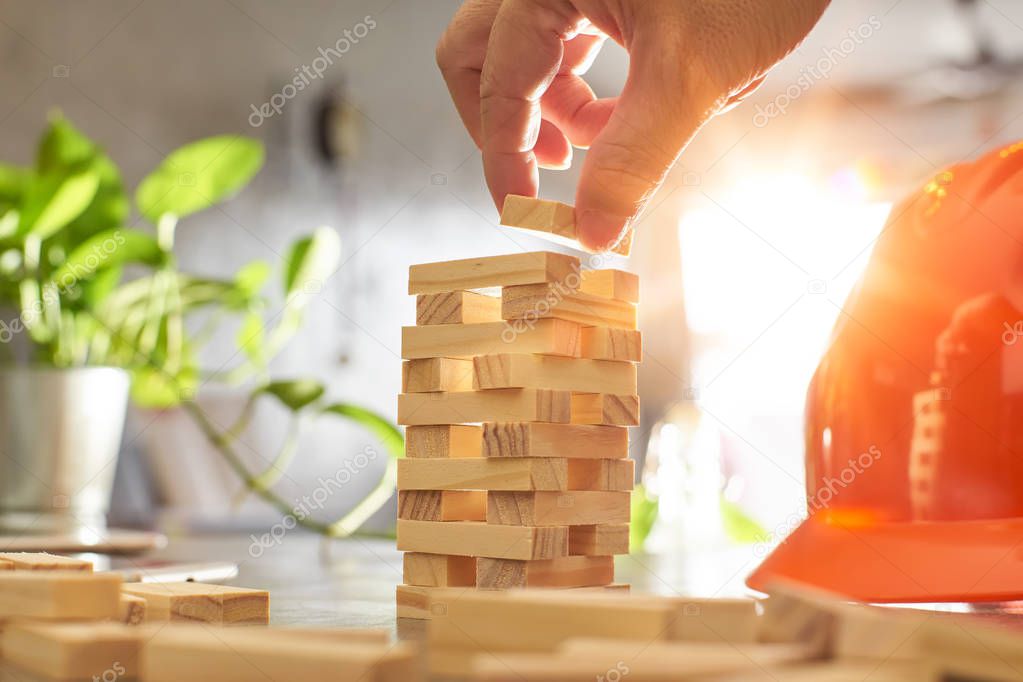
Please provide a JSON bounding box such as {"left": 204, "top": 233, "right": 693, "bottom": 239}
{"left": 396, "top": 196, "right": 641, "bottom": 619}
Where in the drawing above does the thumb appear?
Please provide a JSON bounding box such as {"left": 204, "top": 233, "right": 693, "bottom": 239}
{"left": 575, "top": 33, "right": 718, "bottom": 251}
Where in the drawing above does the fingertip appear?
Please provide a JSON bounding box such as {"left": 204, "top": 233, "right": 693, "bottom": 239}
{"left": 577, "top": 209, "right": 630, "bottom": 252}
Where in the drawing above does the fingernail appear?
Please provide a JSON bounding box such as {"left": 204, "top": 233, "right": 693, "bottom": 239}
{"left": 578, "top": 210, "right": 630, "bottom": 252}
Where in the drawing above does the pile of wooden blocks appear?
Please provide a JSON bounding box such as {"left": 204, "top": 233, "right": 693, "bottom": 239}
{"left": 396, "top": 197, "right": 641, "bottom": 617}
{"left": 0, "top": 552, "right": 417, "bottom": 681}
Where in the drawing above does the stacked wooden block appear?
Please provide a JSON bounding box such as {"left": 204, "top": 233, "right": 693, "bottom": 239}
{"left": 396, "top": 245, "right": 641, "bottom": 617}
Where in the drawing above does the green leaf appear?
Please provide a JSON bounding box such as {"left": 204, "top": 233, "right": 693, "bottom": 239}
{"left": 130, "top": 365, "right": 198, "bottom": 409}
{"left": 236, "top": 311, "right": 266, "bottom": 367}
{"left": 235, "top": 260, "right": 271, "bottom": 299}
{"left": 283, "top": 227, "right": 340, "bottom": 296}
{"left": 20, "top": 169, "right": 101, "bottom": 240}
{"left": 0, "top": 163, "right": 29, "bottom": 207}
{"left": 135, "top": 135, "right": 264, "bottom": 223}
{"left": 37, "top": 115, "right": 96, "bottom": 171}
{"left": 629, "top": 484, "right": 659, "bottom": 552}
{"left": 320, "top": 402, "right": 404, "bottom": 460}
{"left": 79, "top": 264, "right": 123, "bottom": 307}
{"left": 719, "top": 495, "right": 769, "bottom": 545}
{"left": 49, "top": 229, "right": 162, "bottom": 289}
{"left": 261, "top": 379, "right": 325, "bottom": 411}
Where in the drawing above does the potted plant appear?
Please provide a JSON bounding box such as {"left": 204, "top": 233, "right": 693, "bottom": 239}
{"left": 0, "top": 114, "right": 401, "bottom": 536}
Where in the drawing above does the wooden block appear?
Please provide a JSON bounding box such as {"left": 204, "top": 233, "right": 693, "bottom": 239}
{"left": 403, "top": 553, "right": 476, "bottom": 587}
{"left": 580, "top": 269, "right": 639, "bottom": 303}
{"left": 398, "top": 389, "right": 570, "bottom": 426}
{"left": 487, "top": 491, "right": 630, "bottom": 526}
{"left": 483, "top": 423, "right": 627, "bottom": 459}
{"left": 397, "top": 520, "right": 568, "bottom": 560}
{"left": 406, "top": 425, "right": 481, "bottom": 458}
{"left": 568, "top": 458, "right": 634, "bottom": 491}
{"left": 0, "top": 561, "right": 10, "bottom": 571}
{"left": 758, "top": 580, "right": 844, "bottom": 654}
{"left": 0, "top": 622, "right": 142, "bottom": 680}
{"left": 499, "top": 196, "right": 631, "bottom": 257}
{"left": 569, "top": 524, "right": 630, "bottom": 555}
{"left": 417, "top": 290, "right": 501, "bottom": 325}
{"left": 409, "top": 251, "right": 579, "bottom": 295}
{"left": 402, "top": 358, "right": 473, "bottom": 392}
{"left": 121, "top": 582, "right": 268, "bottom": 625}
{"left": 398, "top": 458, "right": 568, "bottom": 491}
{"left": 402, "top": 319, "right": 580, "bottom": 359}
{"left": 473, "top": 354, "right": 637, "bottom": 394}
{"left": 502, "top": 284, "right": 636, "bottom": 330}
{"left": 571, "top": 393, "right": 640, "bottom": 426}
{"left": 118, "top": 593, "right": 147, "bottom": 625}
{"left": 398, "top": 490, "right": 487, "bottom": 521}
{"left": 0, "top": 572, "right": 121, "bottom": 621}
{"left": 0, "top": 553, "right": 91, "bottom": 571}
{"left": 669, "top": 598, "right": 760, "bottom": 644}
{"left": 396, "top": 585, "right": 473, "bottom": 620}
{"left": 923, "top": 614, "right": 1023, "bottom": 681}
{"left": 581, "top": 327, "right": 642, "bottom": 362}
{"left": 477, "top": 556, "right": 614, "bottom": 589}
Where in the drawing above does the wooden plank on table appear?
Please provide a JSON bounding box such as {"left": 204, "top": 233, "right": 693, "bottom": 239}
{"left": 397, "top": 520, "right": 568, "bottom": 561}
{"left": 402, "top": 319, "right": 581, "bottom": 360}
{"left": 402, "top": 358, "right": 474, "bottom": 393}
{"left": 477, "top": 556, "right": 614, "bottom": 590}
{"left": 580, "top": 270, "right": 639, "bottom": 303}
{"left": 398, "top": 458, "right": 568, "bottom": 491}
{"left": 571, "top": 394, "right": 640, "bottom": 426}
{"left": 403, "top": 553, "right": 476, "bottom": 588}
{"left": 669, "top": 598, "right": 760, "bottom": 644}
{"left": 409, "top": 252, "right": 579, "bottom": 295}
{"left": 488, "top": 491, "right": 630, "bottom": 526}
{"left": 398, "top": 389, "right": 571, "bottom": 426}
{"left": 406, "top": 425, "right": 482, "bottom": 458}
{"left": 580, "top": 327, "right": 642, "bottom": 362}
{"left": 473, "top": 354, "right": 637, "bottom": 395}
{"left": 502, "top": 284, "right": 636, "bottom": 330}
{"left": 399, "top": 584, "right": 628, "bottom": 623}
{"left": 0, "top": 553, "right": 91, "bottom": 571}
{"left": 0, "top": 622, "right": 142, "bottom": 680}
{"left": 0, "top": 572, "right": 120, "bottom": 621}
{"left": 569, "top": 524, "right": 630, "bottom": 556}
{"left": 118, "top": 593, "right": 147, "bottom": 625}
{"left": 499, "top": 195, "right": 632, "bottom": 257}
{"left": 398, "top": 490, "right": 487, "bottom": 521}
{"left": 121, "top": 582, "right": 268, "bottom": 625}
{"left": 567, "top": 459, "right": 634, "bottom": 491}
{"left": 482, "top": 423, "right": 628, "bottom": 459}
{"left": 417, "top": 291, "right": 501, "bottom": 325}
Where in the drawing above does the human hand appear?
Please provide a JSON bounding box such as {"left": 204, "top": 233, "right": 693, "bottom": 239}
{"left": 437, "top": 0, "right": 830, "bottom": 251}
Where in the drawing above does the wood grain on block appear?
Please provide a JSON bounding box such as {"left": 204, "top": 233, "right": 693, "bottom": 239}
{"left": 0, "top": 622, "right": 143, "bottom": 680}
{"left": 487, "top": 491, "right": 630, "bottom": 526}
{"left": 502, "top": 284, "right": 636, "bottom": 330}
{"left": 398, "top": 389, "right": 571, "bottom": 426}
{"left": 567, "top": 459, "right": 634, "bottom": 491}
{"left": 580, "top": 327, "right": 642, "bottom": 362}
{"left": 580, "top": 269, "right": 639, "bottom": 303}
{"left": 141, "top": 625, "right": 417, "bottom": 682}
{"left": 0, "top": 560, "right": 10, "bottom": 570}
{"left": 121, "top": 582, "right": 268, "bottom": 625}
{"left": 402, "top": 319, "right": 581, "bottom": 360}
{"left": 403, "top": 553, "right": 476, "bottom": 587}
{"left": 402, "top": 358, "right": 473, "bottom": 393}
{"left": 473, "top": 354, "right": 637, "bottom": 395}
{"left": 409, "top": 252, "right": 579, "bottom": 295}
{"left": 499, "top": 196, "right": 632, "bottom": 257}
{"left": 758, "top": 581, "right": 841, "bottom": 654}
{"left": 417, "top": 290, "right": 502, "bottom": 325}
{"left": 406, "top": 425, "right": 482, "bottom": 458}
{"left": 0, "top": 553, "right": 92, "bottom": 571}
{"left": 569, "top": 524, "right": 630, "bottom": 556}
{"left": 398, "top": 490, "right": 487, "bottom": 521}
{"left": 397, "top": 520, "right": 568, "bottom": 560}
{"left": 669, "top": 598, "right": 760, "bottom": 644}
{"left": 396, "top": 585, "right": 474, "bottom": 620}
{"left": 477, "top": 556, "right": 614, "bottom": 590}
{"left": 398, "top": 458, "right": 568, "bottom": 491}
{"left": 118, "top": 593, "right": 147, "bottom": 625}
{"left": 482, "top": 423, "right": 628, "bottom": 459}
{"left": 0, "top": 572, "right": 120, "bottom": 621}
{"left": 571, "top": 393, "right": 640, "bottom": 426}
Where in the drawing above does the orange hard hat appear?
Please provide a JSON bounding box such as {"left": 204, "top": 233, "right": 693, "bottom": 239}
{"left": 748, "top": 142, "right": 1023, "bottom": 603}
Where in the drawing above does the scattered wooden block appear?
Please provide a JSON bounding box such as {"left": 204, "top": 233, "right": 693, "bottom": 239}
{"left": 402, "top": 319, "right": 580, "bottom": 359}
{"left": 396, "top": 585, "right": 472, "bottom": 620}
{"left": 482, "top": 423, "right": 628, "bottom": 459}
{"left": 0, "top": 560, "right": 10, "bottom": 571}
{"left": 0, "top": 553, "right": 91, "bottom": 571}
{"left": 669, "top": 598, "right": 760, "bottom": 644}
{"left": 398, "top": 490, "right": 487, "bottom": 521}
{"left": 0, "top": 622, "right": 142, "bottom": 680}
{"left": 567, "top": 458, "right": 634, "bottom": 491}
{"left": 398, "top": 458, "right": 568, "bottom": 491}
{"left": 923, "top": 613, "right": 1023, "bottom": 681}
{"left": 502, "top": 284, "right": 636, "bottom": 330}
{"left": 398, "top": 389, "right": 571, "bottom": 425}
{"left": 121, "top": 582, "right": 268, "bottom": 625}
{"left": 397, "top": 520, "right": 568, "bottom": 560}
{"left": 579, "top": 269, "right": 639, "bottom": 303}
{"left": 487, "top": 491, "right": 630, "bottom": 526}
{"left": 403, "top": 553, "right": 476, "bottom": 587}
{"left": 473, "top": 354, "right": 637, "bottom": 394}
{"left": 402, "top": 357, "right": 474, "bottom": 392}
{"left": 409, "top": 251, "right": 579, "bottom": 295}
{"left": 477, "top": 556, "right": 614, "bottom": 589}
{"left": 571, "top": 393, "right": 640, "bottom": 426}
{"left": 580, "top": 327, "right": 642, "bottom": 362}
{"left": 406, "top": 424, "right": 482, "bottom": 458}
{"left": 118, "top": 593, "right": 147, "bottom": 625}
{"left": 569, "top": 524, "right": 630, "bottom": 556}
{"left": 499, "top": 196, "right": 632, "bottom": 256}
{"left": 417, "top": 290, "right": 502, "bottom": 325}
{"left": 0, "top": 572, "right": 121, "bottom": 621}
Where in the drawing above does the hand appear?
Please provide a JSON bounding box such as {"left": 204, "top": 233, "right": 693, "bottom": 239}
{"left": 437, "top": 0, "right": 830, "bottom": 251}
